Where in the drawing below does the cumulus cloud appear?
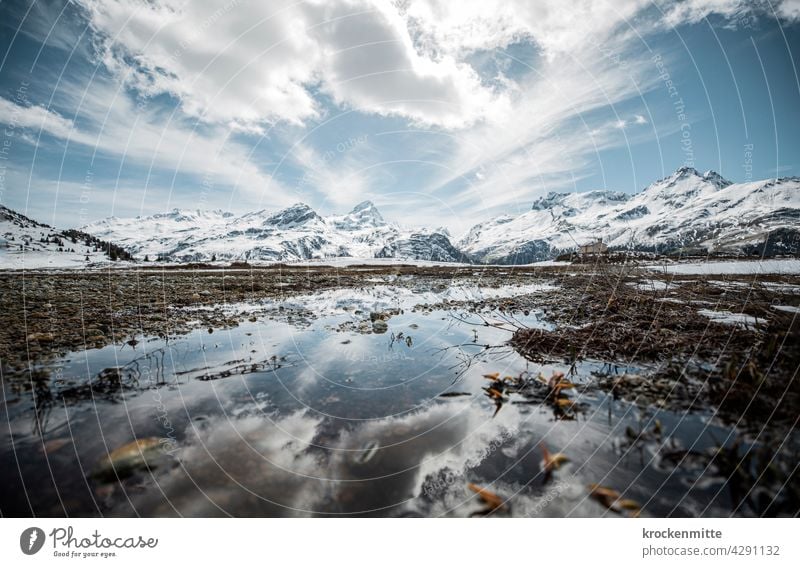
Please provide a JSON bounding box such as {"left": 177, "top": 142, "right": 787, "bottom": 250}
{"left": 779, "top": 0, "right": 800, "bottom": 20}
{"left": 311, "top": 1, "right": 506, "bottom": 128}
{"left": 78, "top": 0, "right": 321, "bottom": 129}
{"left": 70, "top": 0, "right": 797, "bottom": 138}
{"left": 75, "top": 0, "right": 506, "bottom": 130}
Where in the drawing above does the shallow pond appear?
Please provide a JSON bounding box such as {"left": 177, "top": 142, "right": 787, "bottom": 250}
{"left": 0, "top": 284, "right": 763, "bottom": 517}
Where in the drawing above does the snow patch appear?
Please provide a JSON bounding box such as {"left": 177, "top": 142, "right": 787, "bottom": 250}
{"left": 649, "top": 259, "right": 800, "bottom": 275}
{"left": 697, "top": 309, "right": 761, "bottom": 327}
{"left": 629, "top": 279, "right": 672, "bottom": 291}
{"left": 772, "top": 305, "right": 800, "bottom": 314}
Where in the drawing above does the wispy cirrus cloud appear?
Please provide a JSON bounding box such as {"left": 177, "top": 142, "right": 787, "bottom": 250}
{"left": 1, "top": 73, "right": 295, "bottom": 210}
{"left": 0, "top": 96, "right": 82, "bottom": 142}
{"left": 659, "top": 0, "right": 800, "bottom": 26}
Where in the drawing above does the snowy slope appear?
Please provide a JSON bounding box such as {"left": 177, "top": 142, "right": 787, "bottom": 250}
{"left": 0, "top": 205, "right": 130, "bottom": 269}
{"left": 458, "top": 168, "right": 800, "bottom": 264}
{"left": 81, "top": 201, "right": 468, "bottom": 263}
{"left": 376, "top": 230, "right": 472, "bottom": 263}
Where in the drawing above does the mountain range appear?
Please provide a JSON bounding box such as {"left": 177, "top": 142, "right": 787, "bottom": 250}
{"left": 79, "top": 200, "right": 469, "bottom": 263}
{"left": 2, "top": 167, "right": 798, "bottom": 267}
{"left": 457, "top": 167, "right": 800, "bottom": 263}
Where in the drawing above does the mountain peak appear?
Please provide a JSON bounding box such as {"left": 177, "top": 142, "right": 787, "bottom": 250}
{"left": 701, "top": 170, "right": 732, "bottom": 188}
{"left": 645, "top": 166, "right": 732, "bottom": 195}
{"left": 666, "top": 166, "right": 730, "bottom": 187}
{"left": 333, "top": 200, "right": 385, "bottom": 230}
{"left": 265, "top": 202, "right": 322, "bottom": 227}
{"left": 351, "top": 200, "right": 377, "bottom": 213}
{"left": 673, "top": 166, "right": 700, "bottom": 178}
{"left": 531, "top": 191, "right": 568, "bottom": 211}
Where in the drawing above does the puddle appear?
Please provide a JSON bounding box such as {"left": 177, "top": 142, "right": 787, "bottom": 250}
{"left": 0, "top": 286, "right": 778, "bottom": 517}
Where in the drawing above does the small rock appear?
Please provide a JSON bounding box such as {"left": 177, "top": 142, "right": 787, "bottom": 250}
{"left": 26, "top": 332, "right": 54, "bottom": 343}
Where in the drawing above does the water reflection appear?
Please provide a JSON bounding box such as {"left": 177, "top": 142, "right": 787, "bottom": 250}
{"left": 0, "top": 285, "right": 790, "bottom": 517}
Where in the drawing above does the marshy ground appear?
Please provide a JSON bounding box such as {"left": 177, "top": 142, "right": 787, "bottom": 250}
{"left": 1, "top": 261, "right": 798, "bottom": 517}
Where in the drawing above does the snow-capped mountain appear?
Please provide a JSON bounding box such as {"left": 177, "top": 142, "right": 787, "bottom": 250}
{"left": 377, "top": 232, "right": 471, "bottom": 263}
{"left": 81, "top": 201, "right": 467, "bottom": 263}
{"left": 329, "top": 200, "right": 386, "bottom": 230}
{"left": 0, "top": 205, "right": 132, "bottom": 268}
{"left": 8, "top": 167, "right": 796, "bottom": 268}
{"left": 458, "top": 168, "right": 800, "bottom": 264}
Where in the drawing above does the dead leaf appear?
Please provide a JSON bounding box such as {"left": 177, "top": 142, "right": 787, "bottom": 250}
{"left": 618, "top": 498, "right": 641, "bottom": 513}
{"left": 540, "top": 442, "right": 569, "bottom": 475}
{"left": 486, "top": 387, "right": 505, "bottom": 400}
{"left": 588, "top": 484, "right": 641, "bottom": 516}
{"left": 588, "top": 483, "right": 620, "bottom": 509}
{"left": 467, "top": 483, "right": 504, "bottom": 510}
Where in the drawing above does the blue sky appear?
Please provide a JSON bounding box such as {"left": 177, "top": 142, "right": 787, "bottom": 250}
{"left": 0, "top": 0, "right": 798, "bottom": 234}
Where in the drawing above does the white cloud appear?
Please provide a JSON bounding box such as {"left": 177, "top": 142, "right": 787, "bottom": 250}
{"left": 356, "top": 0, "right": 664, "bottom": 222}
{"left": 0, "top": 78, "right": 296, "bottom": 209}
{"left": 78, "top": 0, "right": 321, "bottom": 129}
{"left": 659, "top": 0, "right": 800, "bottom": 26}
{"left": 606, "top": 115, "right": 648, "bottom": 131}
{"left": 0, "top": 97, "right": 82, "bottom": 142}
{"left": 311, "top": 1, "right": 506, "bottom": 128}
{"left": 402, "top": 0, "right": 651, "bottom": 58}
{"left": 75, "top": 0, "right": 506, "bottom": 130}
{"left": 420, "top": 43, "right": 660, "bottom": 219}
{"left": 778, "top": 0, "right": 800, "bottom": 20}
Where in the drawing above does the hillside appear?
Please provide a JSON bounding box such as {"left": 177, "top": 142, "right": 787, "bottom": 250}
{"left": 0, "top": 205, "right": 132, "bottom": 268}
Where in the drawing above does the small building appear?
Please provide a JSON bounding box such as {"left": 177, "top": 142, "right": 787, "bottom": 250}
{"left": 578, "top": 239, "right": 608, "bottom": 255}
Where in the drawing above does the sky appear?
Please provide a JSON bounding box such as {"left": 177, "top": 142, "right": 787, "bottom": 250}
{"left": 0, "top": 0, "right": 798, "bottom": 235}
